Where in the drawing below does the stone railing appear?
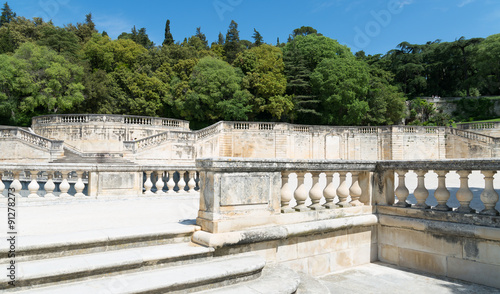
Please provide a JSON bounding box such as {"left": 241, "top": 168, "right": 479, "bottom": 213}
{"left": 0, "top": 164, "right": 199, "bottom": 199}
{"left": 448, "top": 128, "right": 497, "bottom": 144}
{"left": 123, "top": 131, "right": 195, "bottom": 153}
{"left": 457, "top": 121, "right": 500, "bottom": 130}
{"left": 195, "top": 121, "right": 224, "bottom": 140}
{"left": 195, "top": 158, "right": 499, "bottom": 232}
{"left": 0, "top": 127, "right": 63, "bottom": 151}
{"left": 32, "top": 114, "right": 190, "bottom": 130}
{"left": 377, "top": 159, "right": 499, "bottom": 215}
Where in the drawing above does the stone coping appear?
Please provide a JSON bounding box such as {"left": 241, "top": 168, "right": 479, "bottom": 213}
{"left": 379, "top": 214, "right": 500, "bottom": 242}
{"left": 0, "top": 163, "right": 197, "bottom": 172}
{"left": 377, "top": 206, "right": 500, "bottom": 228}
{"left": 192, "top": 214, "right": 378, "bottom": 248}
{"left": 196, "top": 157, "right": 500, "bottom": 172}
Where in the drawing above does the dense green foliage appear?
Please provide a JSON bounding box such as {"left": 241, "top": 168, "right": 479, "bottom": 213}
{"left": 0, "top": 3, "right": 497, "bottom": 128}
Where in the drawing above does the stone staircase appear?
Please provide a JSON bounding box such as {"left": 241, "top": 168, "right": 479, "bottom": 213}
{"left": 0, "top": 223, "right": 301, "bottom": 293}
{"left": 50, "top": 147, "right": 136, "bottom": 164}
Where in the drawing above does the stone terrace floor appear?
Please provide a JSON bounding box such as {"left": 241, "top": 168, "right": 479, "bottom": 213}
{"left": 318, "top": 262, "right": 500, "bottom": 294}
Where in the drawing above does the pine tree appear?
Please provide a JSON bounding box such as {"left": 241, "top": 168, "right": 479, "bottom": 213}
{"left": 284, "top": 40, "right": 321, "bottom": 123}
{"left": 224, "top": 20, "right": 241, "bottom": 63}
{"left": 0, "top": 2, "right": 16, "bottom": 27}
{"left": 217, "top": 32, "right": 225, "bottom": 45}
{"left": 163, "top": 19, "right": 174, "bottom": 46}
{"left": 195, "top": 27, "right": 208, "bottom": 48}
{"left": 252, "top": 28, "right": 263, "bottom": 46}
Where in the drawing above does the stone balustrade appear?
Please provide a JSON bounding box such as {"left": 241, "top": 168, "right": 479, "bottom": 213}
{"left": 448, "top": 128, "right": 497, "bottom": 144}
{"left": 0, "top": 127, "right": 63, "bottom": 151}
{"left": 377, "top": 159, "right": 500, "bottom": 215}
{"left": 141, "top": 167, "right": 199, "bottom": 195}
{"left": 457, "top": 121, "right": 500, "bottom": 130}
{"left": 123, "top": 131, "right": 195, "bottom": 152}
{"left": 32, "top": 114, "right": 190, "bottom": 130}
{"left": 0, "top": 163, "right": 199, "bottom": 199}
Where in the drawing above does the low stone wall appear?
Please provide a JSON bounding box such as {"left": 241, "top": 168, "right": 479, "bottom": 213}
{"left": 378, "top": 206, "right": 500, "bottom": 288}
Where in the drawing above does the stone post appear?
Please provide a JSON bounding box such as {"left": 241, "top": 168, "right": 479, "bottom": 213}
{"left": 196, "top": 158, "right": 281, "bottom": 233}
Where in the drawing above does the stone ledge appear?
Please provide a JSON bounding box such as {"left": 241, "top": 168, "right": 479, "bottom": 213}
{"left": 377, "top": 205, "right": 500, "bottom": 228}
{"left": 192, "top": 214, "right": 378, "bottom": 248}
{"left": 0, "top": 223, "right": 201, "bottom": 257}
{"left": 378, "top": 214, "right": 500, "bottom": 242}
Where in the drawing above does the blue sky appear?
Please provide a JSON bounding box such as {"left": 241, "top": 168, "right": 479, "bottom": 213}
{"left": 9, "top": 0, "right": 500, "bottom": 55}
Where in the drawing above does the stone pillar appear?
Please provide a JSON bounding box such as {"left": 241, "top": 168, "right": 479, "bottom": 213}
{"left": 337, "top": 172, "right": 350, "bottom": 207}
{"left": 28, "top": 170, "right": 40, "bottom": 198}
{"left": 196, "top": 159, "right": 281, "bottom": 233}
{"left": 294, "top": 172, "right": 309, "bottom": 212}
{"left": 413, "top": 170, "right": 429, "bottom": 209}
{"left": 433, "top": 170, "right": 450, "bottom": 211}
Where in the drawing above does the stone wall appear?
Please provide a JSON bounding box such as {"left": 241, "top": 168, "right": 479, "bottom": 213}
{"left": 378, "top": 207, "right": 500, "bottom": 288}
{"left": 32, "top": 114, "right": 189, "bottom": 153}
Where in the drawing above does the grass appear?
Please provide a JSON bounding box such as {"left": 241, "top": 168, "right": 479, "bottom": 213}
{"left": 456, "top": 118, "right": 500, "bottom": 124}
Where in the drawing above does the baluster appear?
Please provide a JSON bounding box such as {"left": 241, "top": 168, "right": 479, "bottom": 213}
{"left": 74, "top": 171, "right": 85, "bottom": 197}
{"left": 480, "top": 171, "right": 499, "bottom": 215}
{"left": 433, "top": 170, "right": 451, "bottom": 211}
{"left": 349, "top": 172, "right": 363, "bottom": 206}
{"left": 337, "top": 172, "right": 350, "bottom": 207}
{"left": 59, "top": 172, "right": 71, "bottom": 198}
{"left": 280, "top": 172, "right": 294, "bottom": 213}
{"left": 413, "top": 170, "right": 429, "bottom": 209}
{"left": 456, "top": 170, "right": 473, "bottom": 213}
{"left": 323, "top": 172, "right": 338, "bottom": 209}
{"left": 143, "top": 171, "right": 153, "bottom": 195}
{"left": 394, "top": 170, "right": 409, "bottom": 207}
{"left": 0, "top": 172, "right": 5, "bottom": 197}
{"left": 309, "top": 172, "right": 324, "bottom": 210}
{"left": 166, "top": 171, "right": 176, "bottom": 193}
{"left": 293, "top": 172, "right": 309, "bottom": 212}
{"left": 155, "top": 171, "right": 165, "bottom": 195}
{"left": 187, "top": 171, "right": 196, "bottom": 193}
{"left": 177, "top": 171, "right": 186, "bottom": 193}
{"left": 11, "top": 171, "right": 22, "bottom": 196}
{"left": 44, "top": 171, "right": 56, "bottom": 199}
{"left": 28, "top": 171, "right": 40, "bottom": 198}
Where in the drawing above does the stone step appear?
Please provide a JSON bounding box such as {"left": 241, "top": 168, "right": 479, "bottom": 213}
{"left": 0, "top": 222, "right": 200, "bottom": 263}
{"left": 0, "top": 242, "right": 214, "bottom": 290}
{"left": 9, "top": 254, "right": 266, "bottom": 294}
{"left": 195, "top": 264, "right": 301, "bottom": 294}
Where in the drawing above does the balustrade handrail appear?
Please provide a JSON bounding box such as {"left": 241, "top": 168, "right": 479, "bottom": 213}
{"left": 123, "top": 130, "right": 195, "bottom": 152}
{"left": 0, "top": 126, "right": 61, "bottom": 150}
{"left": 447, "top": 128, "right": 497, "bottom": 143}
{"left": 32, "top": 114, "right": 190, "bottom": 129}
{"left": 456, "top": 121, "right": 500, "bottom": 130}
{"left": 0, "top": 163, "right": 197, "bottom": 172}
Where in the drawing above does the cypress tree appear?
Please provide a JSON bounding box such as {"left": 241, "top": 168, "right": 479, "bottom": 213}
{"left": 163, "top": 19, "right": 174, "bottom": 46}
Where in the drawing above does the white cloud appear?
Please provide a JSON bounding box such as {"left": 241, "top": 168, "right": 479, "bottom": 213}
{"left": 311, "top": 1, "right": 338, "bottom": 13}
{"left": 93, "top": 14, "right": 133, "bottom": 39}
{"left": 458, "top": 0, "right": 476, "bottom": 8}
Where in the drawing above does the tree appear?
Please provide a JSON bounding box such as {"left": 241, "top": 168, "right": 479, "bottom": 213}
{"left": 282, "top": 34, "right": 352, "bottom": 72}
{"left": 183, "top": 56, "right": 252, "bottom": 122}
{"left": 233, "top": 44, "right": 292, "bottom": 120}
{"left": 163, "top": 19, "right": 174, "bottom": 46}
{"left": 292, "top": 26, "right": 318, "bottom": 37}
{"left": 311, "top": 58, "right": 370, "bottom": 125}
{"left": 476, "top": 33, "right": 500, "bottom": 95}
{"left": 195, "top": 27, "right": 208, "bottom": 48}
{"left": 283, "top": 39, "right": 320, "bottom": 123}
{"left": 37, "top": 26, "right": 80, "bottom": 56}
{"left": 0, "top": 43, "right": 85, "bottom": 125}
{"left": 66, "top": 13, "right": 97, "bottom": 43}
{"left": 224, "top": 20, "right": 241, "bottom": 64}
{"left": 252, "top": 28, "right": 263, "bottom": 46}
{"left": 0, "top": 2, "right": 16, "bottom": 27}
{"left": 217, "top": 32, "right": 225, "bottom": 45}
{"left": 118, "top": 26, "right": 154, "bottom": 49}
